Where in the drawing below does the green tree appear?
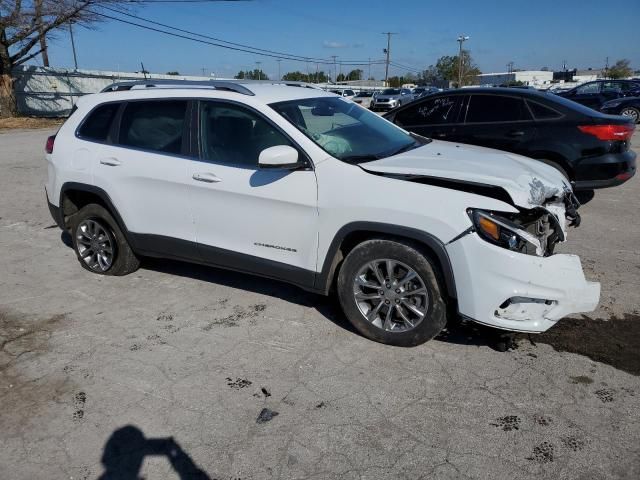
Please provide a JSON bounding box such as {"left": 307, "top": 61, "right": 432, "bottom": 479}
{"left": 166, "top": 71, "right": 180, "bottom": 76}
{"left": 282, "top": 71, "right": 328, "bottom": 83}
{"left": 421, "top": 51, "right": 481, "bottom": 87}
{"left": 607, "top": 59, "right": 633, "bottom": 79}
{"left": 336, "top": 73, "right": 346, "bottom": 82}
{"left": 234, "top": 69, "right": 269, "bottom": 80}
{"left": 346, "top": 69, "right": 363, "bottom": 81}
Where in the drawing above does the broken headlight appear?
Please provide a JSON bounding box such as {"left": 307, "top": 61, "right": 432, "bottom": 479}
{"left": 468, "top": 209, "right": 544, "bottom": 256}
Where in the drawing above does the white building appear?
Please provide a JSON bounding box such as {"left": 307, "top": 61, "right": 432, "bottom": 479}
{"left": 476, "top": 70, "right": 554, "bottom": 87}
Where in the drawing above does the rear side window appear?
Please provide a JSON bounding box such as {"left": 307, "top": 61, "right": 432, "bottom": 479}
{"left": 118, "top": 100, "right": 188, "bottom": 154}
{"left": 466, "top": 95, "right": 531, "bottom": 123}
{"left": 394, "top": 96, "right": 459, "bottom": 126}
{"left": 526, "top": 100, "right": 563, "bottom": 120}
{"left": 77, "top": 103, "right": 120, "bottom": 141}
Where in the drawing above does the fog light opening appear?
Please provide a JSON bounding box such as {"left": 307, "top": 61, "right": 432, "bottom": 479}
{"left": 496, "top": 297, "right": 557, "bottom": 321}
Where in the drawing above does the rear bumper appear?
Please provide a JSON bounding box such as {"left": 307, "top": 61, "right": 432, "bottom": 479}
{"left": 573, "top": 150, "right": 636, "bottom": 190}
{"left": 446, "top": 233, "right": 600, "bottom": 333}
{"left": 46, "top": 189, "right": 65, "bottom": 230}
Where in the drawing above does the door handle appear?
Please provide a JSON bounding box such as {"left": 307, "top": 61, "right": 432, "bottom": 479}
{"left": 100, "top": 158, "right": 121, "bottom": 166}
{"left": 507, "top": 130, "right": 525, "bottom": 137}
{"left": 192, "top": 172, "right": 221, "bottom": 183}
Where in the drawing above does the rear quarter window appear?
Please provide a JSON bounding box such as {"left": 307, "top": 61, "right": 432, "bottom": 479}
{"left": 77, "top": 102, "right": 121, "bottom": 141}
{"left": 526, "top": 100, "right": 563, "bottom": 120}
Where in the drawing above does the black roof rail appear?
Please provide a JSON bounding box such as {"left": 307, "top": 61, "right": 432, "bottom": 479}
{"left": 100, "top": 79, "right": 255, "bottom": 96}
{"left": 100, "top": 79, "right": 323, "bottom": 95}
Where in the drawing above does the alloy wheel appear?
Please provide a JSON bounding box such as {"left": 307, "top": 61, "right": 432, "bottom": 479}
{"left": 352, "top": 259, "right": 429, "bottom": 332}
{"left": 76, "top": 219, "right": 115, "bottom": 272}
{"left": 621, "top": 108, "right": 639, "bottom": 123}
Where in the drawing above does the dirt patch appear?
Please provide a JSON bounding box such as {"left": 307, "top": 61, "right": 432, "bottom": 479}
{"left": 0, "top": 116, "right": 63, "bottom": 131}
{"left": 530, "top": 314, "right": 640, "bottom": 376}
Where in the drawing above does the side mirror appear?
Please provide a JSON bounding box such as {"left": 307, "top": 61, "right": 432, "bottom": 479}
{"left": 258, "top": 145, "right": 302, "bottom": 169}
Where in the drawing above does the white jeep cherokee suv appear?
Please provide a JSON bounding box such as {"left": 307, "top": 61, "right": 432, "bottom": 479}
{"left": 45, "top": 80, "right": 600, "bottom": 346}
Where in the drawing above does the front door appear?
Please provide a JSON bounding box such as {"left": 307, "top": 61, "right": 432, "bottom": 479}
{"left": 189, "top": 100, "right": 319, "bottom": 286}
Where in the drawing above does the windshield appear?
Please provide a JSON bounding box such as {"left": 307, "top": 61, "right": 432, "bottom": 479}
{"left": 270, "top": 96, "right": 423, "bottom": 163}
{"left": 382, "top": 89, "right": 401, "bottom": 95}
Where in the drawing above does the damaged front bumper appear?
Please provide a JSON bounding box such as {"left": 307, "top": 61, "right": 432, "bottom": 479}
{"left": 446, "top": 233, "right": 600, "bottom": 333}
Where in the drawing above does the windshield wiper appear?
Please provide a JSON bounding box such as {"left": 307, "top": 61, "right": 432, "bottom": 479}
{"left": 383, "top": 141, "right": 420, "bottom": 158}
{"left": 340, "top": 154, "right": 382, "bottom": 163}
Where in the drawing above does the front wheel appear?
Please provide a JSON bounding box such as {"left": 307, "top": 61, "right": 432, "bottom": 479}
{"left": 336, "top": 239, "right": 447, "bottom": 347}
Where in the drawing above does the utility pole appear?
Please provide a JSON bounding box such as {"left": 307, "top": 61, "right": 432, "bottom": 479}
{"left": 35, "top": 0, "right": 50, "bottom": 67}
{"left": 255, "top": 61, "right": 262, "bottom": 80}
{"left": 507, "top": 61, "right": 514, "bottom": 74}
{"left": 604, "top": 56, "right": 609, "bottom": 79}
{"left": 457, "top": 35, "right": 469, "bottom": 88}
{"left": 382, "top": 32, "right": 397, "bottom": 87}
{"left": 201, "top": 67, "right": 207, "bottom": 77}
{"left": 276, "top": 59, "right": 282, "bottom": 80}
{"left": 368, "top": 57, "right": 371, "bottom": 81}
{"left": 315, "top": 63, "right": 319, "bottom": 84}
{"left": 331, "top": 55, "right": 338, "bottom": 83}
{"left": 69, "top": 22, "right": 78, "bottom": 70}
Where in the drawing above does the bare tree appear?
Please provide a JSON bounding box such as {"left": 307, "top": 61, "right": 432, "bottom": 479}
{"left": 0, "top": 1, "right": 129, "bottom": 117}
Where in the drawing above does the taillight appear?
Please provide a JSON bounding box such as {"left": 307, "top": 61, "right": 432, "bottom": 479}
{"left": 578, "top": 124, "right": 635, "bottom": 141}
{"left": 45, "top": 135, "right": 56, "bottom": 154}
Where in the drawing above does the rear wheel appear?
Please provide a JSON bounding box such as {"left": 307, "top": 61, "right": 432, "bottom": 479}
{"left": 337, "top": 239, "right": 447, "bottom": 347}
{"left": 620, "top": 107, "right": 639, "bottom": 124}
{"left": 70, "top": 204, "right": 140, "bottom": 276}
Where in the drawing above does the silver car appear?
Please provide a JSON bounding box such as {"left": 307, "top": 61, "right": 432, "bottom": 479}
{"left": 370, "top": 88, "right": 414, "bottom": 111}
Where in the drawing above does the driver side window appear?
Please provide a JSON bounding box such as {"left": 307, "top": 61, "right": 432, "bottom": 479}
{"left": 576, "top": 82, "right": 601, "bottom": 95}
{"left": 199, "top": 101, "right": 292, "bottom": 168}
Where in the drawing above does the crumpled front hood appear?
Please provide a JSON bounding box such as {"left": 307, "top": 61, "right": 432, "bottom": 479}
{"left": 362, "top": 140, "right": 571, "bottom": 208}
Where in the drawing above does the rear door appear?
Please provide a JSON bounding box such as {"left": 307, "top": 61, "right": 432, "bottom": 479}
{"left": 568, "top": 82, "right": 602, "bottom": 109}
{"left": 189, "top": 100, "right": 319, "bottom": 283}
{"left": 89, "top": 99, "right": 197, "bottom": 254}
{"left": 454, "top": 94, "right": 536, "bottom": 153}
{"left": 389, "top": 94, "right": 462, "bottom": 140}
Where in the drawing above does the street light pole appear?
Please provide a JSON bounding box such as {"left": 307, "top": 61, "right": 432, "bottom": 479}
{"left": 277, "top": 59, "right": 282, "bottom": 80}
{"left": 457, "top": 35, "right": 469, "bottom": 88}
{"left": 382, "top": 32, "right": 397, "bottom": 87}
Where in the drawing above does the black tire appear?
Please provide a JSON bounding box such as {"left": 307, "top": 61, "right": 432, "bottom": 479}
{"left": 336, "top": 239, "right": 447, "bottom": 347}
{"left": 70, "top": 203, "right": 140, "bottom": 276}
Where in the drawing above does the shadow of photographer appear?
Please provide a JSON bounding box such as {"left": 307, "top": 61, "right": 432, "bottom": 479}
{"left": 97, "top": 425, "right": 211, "bottom": 480}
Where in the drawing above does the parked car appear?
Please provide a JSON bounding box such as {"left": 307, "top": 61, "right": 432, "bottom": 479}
{"left": 329, "top": 88, "right": 356, "bottom": 100}
{"left": 46, "top": 80, "right": 598, "bottom": 347}
{"left": 600, "top": 96, "right": 640, "bottom": 124}
{"left": 554, "top": 79, "right": 640, "bottom": 110}
{"left": 352, "top": 91, "right": 375, "bottom": 108}
{"left": 384, "top": 87, "right": 636, "bottom": 190}
{"left": 412, "top": 86, "right": 441, "bottom": 99}
{"left": 370, "top": 88, "right": 414, "bottom": 111}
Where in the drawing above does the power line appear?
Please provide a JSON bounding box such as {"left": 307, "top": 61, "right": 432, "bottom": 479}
{"left": 96, "top": 6, "right": 383, "bottom": 67}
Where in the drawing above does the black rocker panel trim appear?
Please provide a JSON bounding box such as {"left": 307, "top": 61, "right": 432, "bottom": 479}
{"left": 132, "top": 233, "right": 316, "bottom": 291}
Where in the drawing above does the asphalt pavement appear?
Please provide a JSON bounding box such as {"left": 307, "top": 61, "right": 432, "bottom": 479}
{"left": 1, "top": 128, "right": 638, "bottom": 480}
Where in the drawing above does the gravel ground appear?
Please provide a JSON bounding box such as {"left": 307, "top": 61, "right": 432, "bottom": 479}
{"left": 1, "top": 128, "right": 639, "bottom": 480}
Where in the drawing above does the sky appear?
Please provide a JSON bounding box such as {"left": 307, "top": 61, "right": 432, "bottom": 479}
{"left": 40, "top": 0, "right": 640, "bottom": 79}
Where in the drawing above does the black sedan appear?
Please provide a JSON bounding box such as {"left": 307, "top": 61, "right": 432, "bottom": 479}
{"left": 601, "top": 96, "right": 640, "bottom": 124}
{"left": 554, "top": 79, "right": 640, "bottom": 110}
{"left": 383, "top": 88, "right": 636, "bottom": 190}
